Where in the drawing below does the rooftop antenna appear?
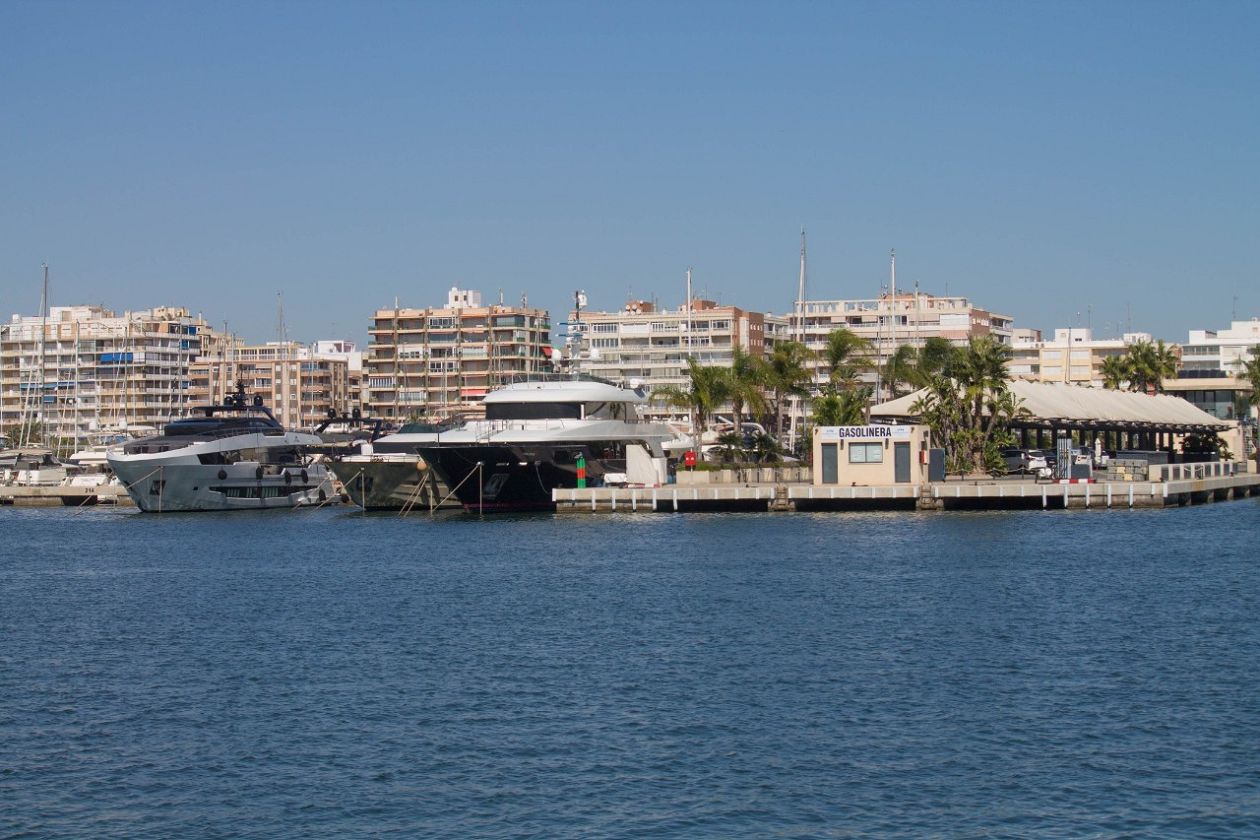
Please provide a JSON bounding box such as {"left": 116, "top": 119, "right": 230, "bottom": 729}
{"left": 1233, "top": 295, "right": 1239, "bottom": 322}
{"left": 498, "top": 288, "right": 504, "bottom": 306}
{"left": 276, "top": 291, "right": 287, "bottom": 346}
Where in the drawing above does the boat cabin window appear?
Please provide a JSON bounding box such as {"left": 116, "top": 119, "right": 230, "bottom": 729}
{"left": 163, "top": 416, "right": 280, "bottom": 437}
{"left": 485, "top": 402, "right": 582, "bottom": 421}
{"left": 583, "top": 401, "right": 632, "bottom": 420}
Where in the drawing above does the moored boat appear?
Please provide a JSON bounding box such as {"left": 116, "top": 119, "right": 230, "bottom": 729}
{"left": 107, "top": 383, "right": 335, "bottom": 512}
{"left": 415, "top": 375, "right": 677, "bottom": 512}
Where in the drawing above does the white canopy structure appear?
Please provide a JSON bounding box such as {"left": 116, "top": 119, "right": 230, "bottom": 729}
{"left": 871, "top": 380, "right": 1228, "bottom": 433}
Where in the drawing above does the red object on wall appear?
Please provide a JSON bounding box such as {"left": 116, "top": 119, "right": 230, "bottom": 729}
{"left": 683, "top": 450, "right": 697, "bottom": 468}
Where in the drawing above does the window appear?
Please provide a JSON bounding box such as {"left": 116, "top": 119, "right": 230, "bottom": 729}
{"left": 848, "top": 442, "right": 883, "bottom": 464}
{"left": 593, "top": 323, "right": 618, "bottom": 333}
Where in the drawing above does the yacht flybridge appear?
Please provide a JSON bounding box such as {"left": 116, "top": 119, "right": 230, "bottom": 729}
{"left": 108, "top": 383, "right": 335, "bottom": 512}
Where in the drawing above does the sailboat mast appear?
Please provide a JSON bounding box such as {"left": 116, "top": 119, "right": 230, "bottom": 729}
{"left": 797, "top": 228, "right": 807, "bottom": 344}
{"left": 889, "top": 248, "right": 896, "bottom": 350}
{"left": 685, "top": 268, "right": 693, "bottom": 359}
{"left": 36, "top": 263, "right": 49, "bottom": 447}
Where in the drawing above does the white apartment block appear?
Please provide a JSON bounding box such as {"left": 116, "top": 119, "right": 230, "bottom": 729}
{"left": 188, "top": 341, "right": 354, "bottom": 431}
{"left": 0, "top": 305, "right": 226, "bottom": 449}
{"left": 569, "top": 297, "right": 769, "bottom": 420}
{"left": 1008, "top": 328, "right": 1152, "bottom": 387}
{"left": 1180, "top": 319, "right": 1260, "bottom": 377}
{"left": 1165, "top": 318, "right": 1260, "bottom": 422}
{"left": 314, "top": 339, "right": 366, "bottom": 414}
{"left": 786, "top": 292, "right": 1015, "bottom": 389}
{"left": 366, "top": 287, "right": 551, "bottom": 420}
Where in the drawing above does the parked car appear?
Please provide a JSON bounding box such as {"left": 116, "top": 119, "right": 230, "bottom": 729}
{"left": 1003, "top": 448, "right": 1051, "bottom": 477}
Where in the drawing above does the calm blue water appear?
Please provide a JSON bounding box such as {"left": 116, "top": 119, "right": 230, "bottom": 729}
{"left": 3, "top": 502, "right": 1260, "bottom": 838}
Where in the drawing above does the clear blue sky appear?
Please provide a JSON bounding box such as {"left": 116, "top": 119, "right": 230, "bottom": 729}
{"left": 3, "top": 0, "right": 1257, "bottom": 344}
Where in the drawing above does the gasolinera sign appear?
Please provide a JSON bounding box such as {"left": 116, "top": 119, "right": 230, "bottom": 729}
{"left": 816, "top": 425, "right": 912, "bottom": 440}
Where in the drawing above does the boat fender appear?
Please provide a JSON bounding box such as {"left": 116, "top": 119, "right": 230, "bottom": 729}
{"left": 318, "top": 488, "right": 327, "bottom": 503}
{"left": 284, "top": 471, "right": 292, "bottom": 485}
{"left": 255, "top": 466, "right": 264, "bottom": 480}
{"left": 301, "top": 469, "right": 308, "bottom": 483}
{"left": 217, "top": 469, "right": 227, "bottom": 481}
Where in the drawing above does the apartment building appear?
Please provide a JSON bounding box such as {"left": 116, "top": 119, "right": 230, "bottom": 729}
{"left": 1179, "top": 319, "right": 1260, "bottom": 377}
{"left": 567, "top": 297, "right": 769, "bottom": 419}
{"left": 1008, "top": 328, "right": 1153, "bottom": 387}
{"left": 0, "top": 305, "right": 226, "bottom": 449}
{"left": 366, "top": 288, "right": 551, "bottom": 420}
{"left": 786, "top": 292, "right": 1015, "bottom": 388}
{"left": 314, "top": 340, "right": 366, "bottom": 415}
{"left": 188, "top": 341, "right": 353, "bottom": 431}
{"left": 1164, "top": 318, "right": 1260, "bottom": 421}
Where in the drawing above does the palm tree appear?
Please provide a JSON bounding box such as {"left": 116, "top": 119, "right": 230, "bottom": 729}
{"left": 821, "top": 328, "right": 872, "bottom": 391}
{"left": 1243, "top": 346, "right": 1260, "bottom": 465}
{"left": 715, "top": 430, "right": 745, "bottom": 464}
{"left": 1151, "top": 340, "right": 1179, "bottom": 392}
{"left": 911, "top": 336, "right": 1021, "bottom": 475}
{"left": 764, "top": 341, "right": 811, "bottom": 440}
{"left": 750, "top": 431, "right": 783, "bottom": 464}
{"left": 882, "top": 344, "right": 919, "bottom": 399}
{"left": 956, "top": 336, "right": 1011, "bottom": 415}
{"left": 1244, "top": 346, "right": 1260, "bottom": 410}
{"left": 917, "top": 337, "right": 958, "bottom": 381}
{"left": 725, "top": 346, "right": 767, "bottom": 434}
{"left": 1124, "top": 340, "right": 1179, "bottom": 394}
{"left": 651, "top": 357, "right": 732, "bottom": 443}
{"left": 1100, "top": 354, "right": 1129, "bottom": 390}
{"left": 811, "top": 387, "right": 871, "bottom": 427}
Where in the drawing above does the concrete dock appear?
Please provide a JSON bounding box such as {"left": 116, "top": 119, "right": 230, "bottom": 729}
{"left": 553, "top": 463, "right": 1260, "bottom": 514}
{"left": 0, "top": 484, "right": 135, "bottom": 507}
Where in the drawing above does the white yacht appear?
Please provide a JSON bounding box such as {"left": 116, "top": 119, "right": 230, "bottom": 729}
{"left": 0, "top": 448, "right": 69, "bottom": 487}
{"left": 415, "top": 375, "right": 678, "bottom": 512}
{"left": 332, "top": 375, "right": 680, "bottom": 512}
{"left": 108, "top": 385, "right": 335, "bottom": 512}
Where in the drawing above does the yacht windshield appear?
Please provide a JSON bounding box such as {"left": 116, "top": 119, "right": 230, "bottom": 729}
{"left": 163, "top": 416, "right": 281, "bottom": 437}
{"left": 485, "top": 402, "right": 582, "bottom": 421}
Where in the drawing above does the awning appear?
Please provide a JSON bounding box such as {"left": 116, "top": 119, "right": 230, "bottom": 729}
{"left": 870, "top": 380, "right": 1230, "bottom": 432}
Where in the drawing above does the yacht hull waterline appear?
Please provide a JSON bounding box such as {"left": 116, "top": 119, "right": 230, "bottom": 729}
{"left": 418, "top": 443, "right": 631, "bottom": 511}
{"left": 330, "top": 456, "right": 456, "bottom": 511}
{"left": 109, "top": 459, "right": 334, "bottom": 512}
